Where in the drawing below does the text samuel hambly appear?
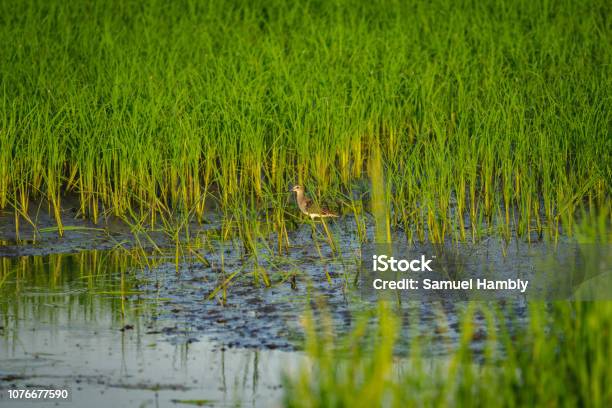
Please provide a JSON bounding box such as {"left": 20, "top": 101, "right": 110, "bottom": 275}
{"left": 371, "top": 255, "right": 529, "bottom": 293}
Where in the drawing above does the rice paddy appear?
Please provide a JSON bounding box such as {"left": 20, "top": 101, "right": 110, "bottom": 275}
{"left": 1, "top": 0, "right": 609, "bottom": 243}
{"left": 1, "top": 0, "right": 611, "bottom": 406}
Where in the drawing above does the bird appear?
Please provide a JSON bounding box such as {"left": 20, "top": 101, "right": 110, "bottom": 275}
{"left": 290, "top": 185, "right": 339, "bottom": 219}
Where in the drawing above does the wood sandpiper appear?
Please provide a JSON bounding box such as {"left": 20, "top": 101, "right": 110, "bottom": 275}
{"left": 290, "top": 185, "right": 338, "bottom": 219}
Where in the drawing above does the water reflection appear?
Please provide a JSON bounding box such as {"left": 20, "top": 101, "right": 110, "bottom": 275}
{"left": 1, "top": 236, "right": 586, "bottom": 406}
{"left": 0, "top": 251, "right": 301, "bottom": 407}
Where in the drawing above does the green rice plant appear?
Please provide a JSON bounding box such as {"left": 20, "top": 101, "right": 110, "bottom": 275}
{"left": 0, "top": 0, "right": 609, "bottom": 243}
{"left": 283, "top": 301, "right": 612, "bottom": 407}
{"left": 369, "top": 140, "right": 391, "bottom": 244}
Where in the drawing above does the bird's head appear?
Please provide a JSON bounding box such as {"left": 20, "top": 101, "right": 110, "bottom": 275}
{"left": 290, "top": 185, "right": 304, "bottom": 194}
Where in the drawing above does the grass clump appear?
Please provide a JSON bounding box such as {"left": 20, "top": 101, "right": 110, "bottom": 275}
{"left": 284, "top": 301, "right": 612, "bottom": 407}
{"left": 0, "top": 0, "right": 610, "bottom": 241}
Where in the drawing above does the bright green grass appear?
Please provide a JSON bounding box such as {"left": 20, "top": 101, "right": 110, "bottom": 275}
{"left": 284, "top": 301, "right": 612, "bottom": 407}
{"left": 0, "top": 0, "right": 610, "bottom": 240}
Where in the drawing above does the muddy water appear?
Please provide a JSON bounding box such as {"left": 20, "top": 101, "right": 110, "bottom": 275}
{"left": 0, "top": 250, "right": 304, "bottom": 407}
{"left": 1, "top": 207, "right": 565, "bottom": 407}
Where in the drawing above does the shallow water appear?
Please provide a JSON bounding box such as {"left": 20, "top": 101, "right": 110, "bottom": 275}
{"left": 0, "top": 251, "right": 303, "bottom": 407}
{"left": 3, "top": 209, "right": 602, "bottom": 406}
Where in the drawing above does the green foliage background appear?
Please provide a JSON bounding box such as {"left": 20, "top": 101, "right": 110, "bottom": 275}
{"left": 0, "top": 0, "right": 610, "bottom": 238}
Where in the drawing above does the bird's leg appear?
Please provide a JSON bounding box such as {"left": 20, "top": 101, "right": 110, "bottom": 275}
{"left": 309, "top": 217, "right": 317, "bottom": 240}
{"left": 310, "top": 220, "right": 325, "bottom": 258}
{"left": 321, "top": 217, "right": 337, "bottom": 253}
